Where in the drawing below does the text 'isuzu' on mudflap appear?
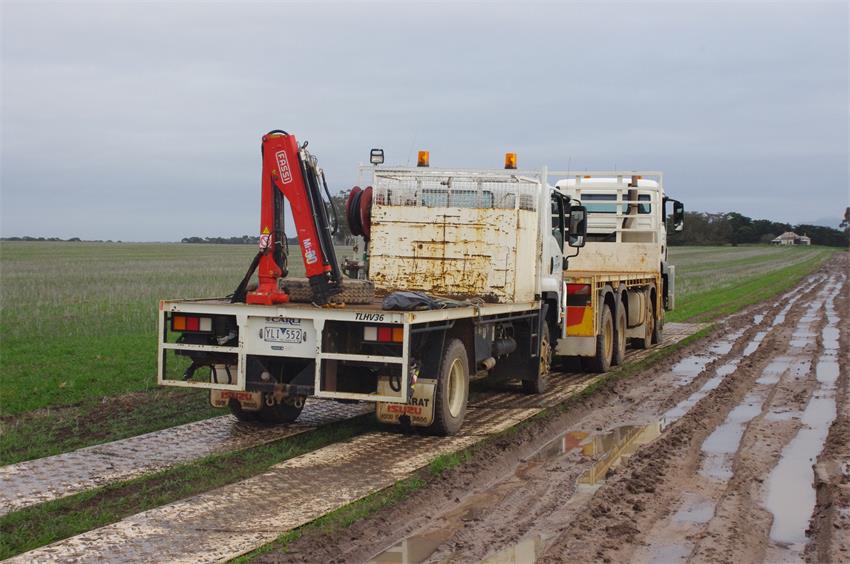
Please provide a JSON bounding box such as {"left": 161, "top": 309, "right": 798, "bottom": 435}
{"left": 156, "top": 131, "right": 684, "bottom": 435}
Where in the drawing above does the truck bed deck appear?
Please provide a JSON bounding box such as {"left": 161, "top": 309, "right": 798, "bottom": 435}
{"left": 160, "top": 296, "right": 540, "bottom": 325}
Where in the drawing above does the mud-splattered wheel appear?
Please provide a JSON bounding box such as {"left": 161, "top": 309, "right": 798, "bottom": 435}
{"left": 612, "top": 304, "right": 626, "bottom": 366}
{"left": 586, "top": 304, "right": 614, "bottom": 373}
{"left": 428, "top": 339, "right": 469, "bottom": 436}
{"left": 523, "top": 324, "right": 551, "bottom": 394}
{"left": 652, "top": 308, "right": 663, "bottom": 345}
{"left": 636, "top": 296, "right": 655, "bottom": 350}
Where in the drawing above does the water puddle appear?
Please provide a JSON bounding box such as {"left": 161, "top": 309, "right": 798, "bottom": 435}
{"left": 764, "top": 288, "right": 841, "bottom": 558}
{"left": 757, "top": 356, "right": 794, "bottom": 385}
{"left": 752, "top": 313, "right": 765, "bottom": 325}
{"left": 670, "top": 329, "right": 745, "bottom": 386}
{"left": 672, "top": 492, "right": 715, "bottom": 524}
{"left": 742, "top": 330, "right": 767, "bottom": 356}
{"left": 671, "top": 354, "right": 718, "bottom": 385}
{"left": 700, "top": 391, "right": 765, "bottom": 481}
{"left": 483, "top": 534, "right": 545, "bottom": 563}
{"left": 648, "top": 543, "right": 691, "bottom": 562}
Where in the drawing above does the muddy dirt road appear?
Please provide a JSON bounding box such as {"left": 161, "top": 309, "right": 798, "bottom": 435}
{"left": 264, "top": 254, "right": 849, "bottom": 564}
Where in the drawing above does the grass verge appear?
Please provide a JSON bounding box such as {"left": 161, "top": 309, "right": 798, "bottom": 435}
{"left": 668, "top": 248, "right": 836, "bottom": 322}
{"left": 0, "top": 389, "right": 219, "bottom": 466}
{"left": 234, "top": 325, "right": 716, "bottom": 562}
{"left": 0, "top": 415, "right": 378, "bottom": 560}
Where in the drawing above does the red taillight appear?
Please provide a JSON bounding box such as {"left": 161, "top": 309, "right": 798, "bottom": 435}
{"left": 377, "top": 326, "right": 393, "bottom": 342}
{"left": 171, "top": 314, "right": 213, "bottom": 332}
{"left": 364, "top": 325, "right": 404, "bottom": 343}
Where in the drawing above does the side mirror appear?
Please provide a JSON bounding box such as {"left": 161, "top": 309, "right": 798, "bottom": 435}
{"left": 568, "top": 205, "right": 587, "bottom": 248}
{"left": 672, "top": 201, "right": 685, "bottom": 232}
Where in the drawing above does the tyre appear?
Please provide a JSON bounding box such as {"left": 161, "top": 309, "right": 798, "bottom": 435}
{"left": 523, "top": 323, "right": 551, "bottom": 394}
{"left": 228, "top": 399, "right": 258, "bottom": 422}
{"left": 586, "top": 304, "right": 614, "bottom": 373}
{"left": 427, "top": 339, "right": 469, "bottom": 435}
{"left": 652, "top": 313, "right": 663, "bottom": 345}
{"left": 636, "top": 295, "right": 655, "bottom": 350}
{"left": 255, "top": 394, "right": 304, "bottom": 425}
{"left": 612, "top": 304, "right": 626, "bottom": 366}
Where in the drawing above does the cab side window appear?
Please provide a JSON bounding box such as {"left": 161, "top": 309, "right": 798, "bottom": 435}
{"left": 551, "top": 194, "right": 565, "bottom": 248}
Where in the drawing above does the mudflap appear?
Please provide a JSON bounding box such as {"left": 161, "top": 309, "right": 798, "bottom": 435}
{"left": 210, "top": 389, "right": 262, "bottom": 410}
{"left": 376, "top": 377, "right": 437, "bottom": 427}
{"left": 209, "top": 363, "right": 262, "bottom": 410}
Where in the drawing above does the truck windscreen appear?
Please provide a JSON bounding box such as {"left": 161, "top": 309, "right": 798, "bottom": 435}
{"left": 582, "top": 193, "right": 651, "bottom": 214}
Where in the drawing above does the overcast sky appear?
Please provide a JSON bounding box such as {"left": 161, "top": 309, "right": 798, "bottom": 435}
{"left": 1, "top": 1, "right": 848, "bottom": 241}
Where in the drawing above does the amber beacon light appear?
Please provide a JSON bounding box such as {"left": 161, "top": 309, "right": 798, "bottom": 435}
{"left": 504, "top": 152, "right": 517, "bottom": 170}
{"left": 417, "top": 150, "right": 430, "bottom": 167}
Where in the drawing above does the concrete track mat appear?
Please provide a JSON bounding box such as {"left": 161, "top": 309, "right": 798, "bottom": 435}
{"left": 9, "top": 324, "right": 701, "bottom": 563}
{"left": 0, "top": 399, "right": 372, "bottom": 516}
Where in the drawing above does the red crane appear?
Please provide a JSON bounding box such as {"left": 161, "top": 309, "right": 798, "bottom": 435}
{"left": 232, "top": 130, "right": 343, "bottom": 306}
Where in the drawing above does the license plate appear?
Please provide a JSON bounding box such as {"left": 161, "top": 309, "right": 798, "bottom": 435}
{"left": 263, "top": 327, "right": 305, "bottom": 343}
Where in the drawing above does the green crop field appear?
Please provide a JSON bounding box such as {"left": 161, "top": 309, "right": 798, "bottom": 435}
{"left": 0, "top": 241, "right": 838, "bottom": 463}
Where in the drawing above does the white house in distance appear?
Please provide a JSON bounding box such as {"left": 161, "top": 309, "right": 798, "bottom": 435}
{"left": 771, "top": 231, "right": 812, "bottom": 246}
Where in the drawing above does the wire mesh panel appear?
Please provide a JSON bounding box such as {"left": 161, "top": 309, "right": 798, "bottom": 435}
{"left": 370, "top": 169, "right": 541, "bottom": 212}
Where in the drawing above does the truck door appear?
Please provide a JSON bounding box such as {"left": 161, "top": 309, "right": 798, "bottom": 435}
{"left": 550, "top": 192, "right": 566, "bottom": 274}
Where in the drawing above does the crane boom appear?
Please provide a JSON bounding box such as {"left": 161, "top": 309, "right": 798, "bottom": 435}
{"left": 241, "top": 130, "right": 342, "bottom": 305}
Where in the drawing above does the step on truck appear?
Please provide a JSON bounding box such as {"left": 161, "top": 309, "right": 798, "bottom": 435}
{"left": 157, "top": 131, "right": 681, "bottom": 435}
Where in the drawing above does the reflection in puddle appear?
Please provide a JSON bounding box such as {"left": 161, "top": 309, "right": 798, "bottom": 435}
{"left": 483, "top": 534, "right": 545, "bottom": 563}
{"left": 369, "top": 531, "right": 449, "bottom": 563}
{"left": 370, "top": 422, "right": 668, "bottom": 564}
{"left": 573, "top": 423, "right": 665, "bottom": 485}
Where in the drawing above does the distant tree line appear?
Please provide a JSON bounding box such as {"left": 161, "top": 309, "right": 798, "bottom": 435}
{"left": 0, "top": 236, "right": 122, "bottom": 243}
{"left": 4, "top": 208, "right": 847, "bottom": 247}
{"left": 667, "top": 210, "right": 849, "bottom": 247}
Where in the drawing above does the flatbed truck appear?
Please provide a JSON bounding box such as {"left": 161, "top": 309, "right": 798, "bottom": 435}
{"left": 157, "top": 142, "right": 683, "bottom": 435}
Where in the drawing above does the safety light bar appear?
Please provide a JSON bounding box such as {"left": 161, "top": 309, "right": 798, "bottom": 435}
{"left": 370, "top": 148, "right": 384, "bottom": 165}
{"left": 363, "top": 325, "right": 404, "bottom": 343}
{"left": 417, "top": 150, "right": 430, "bottom": 167}
{"left": 171, "top": 314, "right": 213, "bottom": 333}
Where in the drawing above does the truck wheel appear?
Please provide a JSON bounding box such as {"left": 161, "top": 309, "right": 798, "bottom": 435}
{"left": 652, "top": 315, "right": 663, "bottom": 345}
{"left": 523, "top": 324, "right": 551, "bottom": 394}
{"left": 612, "top": 305, "right": 626, "bottom": 366}
{"left": 636, "top": 297, "right": 655, "bottom": 349}
{"left": 428, "top": 339, "right": 469, "bottom": 435}
{"left": 255, "top": 395, "right": 304, "bottom": 425}
{"left": 586, "top": 304, "right": 614, "bottom": 373}
{"left": 228, "top": 399, "right": 258, "bottom": 422}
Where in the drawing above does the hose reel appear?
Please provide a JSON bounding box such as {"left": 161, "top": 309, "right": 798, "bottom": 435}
{"left": 346, "top": 185, "right": 373, "bottom": 240}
